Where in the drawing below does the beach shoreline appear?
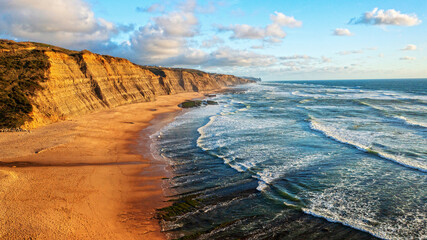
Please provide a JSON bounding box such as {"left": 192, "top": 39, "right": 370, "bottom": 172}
{"left": 0, "top": 92, "right": 210, "bottom": 239}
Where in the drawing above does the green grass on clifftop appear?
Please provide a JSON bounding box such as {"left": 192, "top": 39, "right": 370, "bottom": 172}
{"left": 0, "top": 40, "right": 50, "bottom": 128}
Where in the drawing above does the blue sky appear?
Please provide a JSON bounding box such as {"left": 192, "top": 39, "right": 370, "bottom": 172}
{"left": 0, "top": 0, "right": 426, "bottom": 80}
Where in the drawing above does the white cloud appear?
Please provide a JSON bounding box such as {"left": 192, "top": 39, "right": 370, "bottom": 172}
{"left": 333, "top": 28, "right": 353, "bottom": 36}
{"left": 251, "top": 45, "right": 264, "bottom": 49}
{"left": 160, "top": 47, "right": 278, "bottom": 68}
{"left": 350, "top": 8, "right": 421, "bottom": 26}
{"left": 196, "top": 1, "right": 218, "bottom": 14}
{"left": 280, "top": 55, "right": 314, "bottom": 60}
{"left": 270, "top": 11, "right": 302, "bottom": 28}
{"left": 0, "top": 0, "right": 118, "bottom": 49}
{"left": 201, "top": 36, "right": 224, "bottom": 48}
{"left": 401, "top": 44, "right": 417, "bottom": 51}
{"left": 217, "top": 11, "right": 301, "bottom": 43}
{"left": 160, "top": 48, "right": 209, "bottom": 66}
{"left": 129, "top": 1, "right": 278, "bottom": 68}
{"left": 266, "top": 23, "right": 287, "bottom": 39}
{"left": 400, "top": 56, "right": 416, "bottom": 60}
{"left": 180, "top": 0, "right": 197, "bottom": 12}
{"left": 337, "top": 50, "right": 364, "bottom": 55}
{"left": 130, "top": 1, "right": 200, "bottom": 63}
{"left": 322, "top": 56, "right": 332, "bottom": 63}
{"left": 218, "top": 24, "right": 266, "bottom": 39}
{"left": 205, "top": 47, "right": 277, "bottom": 67}
{"left": 279, "top": 55, "right": 333, "bottom": 66}
{"left": 154, "top": 12, "right": 198, "bottom": 37}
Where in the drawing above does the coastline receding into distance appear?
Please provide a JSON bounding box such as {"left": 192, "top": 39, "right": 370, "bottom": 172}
{"left": 0, "top": 40, "right": 253, "bottom": 239}
{"left": 0, "top": 92, "right": 222, "bottom": 239}
{"left": 153, "top": 79, "right": 425, "bottom": 239}
{"left": 1, "top": 0, "right": 426, "bottom": 238}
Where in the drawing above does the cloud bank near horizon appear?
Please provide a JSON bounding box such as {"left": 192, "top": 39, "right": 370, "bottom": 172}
{"left": 0, "top": 0, "right": 424, "bottom": 80}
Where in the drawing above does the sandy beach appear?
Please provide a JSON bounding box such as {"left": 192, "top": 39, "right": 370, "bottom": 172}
{"left": 0, "top": 92, "right": 206, "bottom": 239}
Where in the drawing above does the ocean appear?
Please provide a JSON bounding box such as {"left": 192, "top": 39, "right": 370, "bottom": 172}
{"left": 151, "top": 79, "right": 426, "bottom": 239}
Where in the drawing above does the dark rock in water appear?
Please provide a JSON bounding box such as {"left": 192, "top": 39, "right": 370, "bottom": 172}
{"left": 179, "top": 100, "right": 203, "bottom": 108}
{"left": 221, "top": 88, "right": 246, "bottom": 95}
{"left": 179, "top": 100, "right": 218, "bottom": 108}
{"left": 205, "top": 94, "right": 216, "bottom": 97}
{"left": 156, "top": 195, "right": 202, "bottom": 221}
{"left": 206, "top": 100, "right": 218, "bottom": 105}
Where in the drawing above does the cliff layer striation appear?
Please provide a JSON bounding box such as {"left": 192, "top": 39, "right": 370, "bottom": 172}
{"left": 0, "top": 40, "right": 253, "bottom": 129}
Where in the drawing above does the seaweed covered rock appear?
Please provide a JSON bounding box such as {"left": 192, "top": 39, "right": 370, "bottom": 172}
{"left": 179, "top": 100, "right": 218, "bottom": 108}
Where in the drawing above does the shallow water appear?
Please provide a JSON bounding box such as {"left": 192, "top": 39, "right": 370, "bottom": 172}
{"left": 153, "top": 79, "right": 426, "bottom": 239}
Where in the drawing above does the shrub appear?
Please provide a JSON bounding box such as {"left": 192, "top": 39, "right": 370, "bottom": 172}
{"left": 0, "top": 42, "right": 50, "bottom": 128}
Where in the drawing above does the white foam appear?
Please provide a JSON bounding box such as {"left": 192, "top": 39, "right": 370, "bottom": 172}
{"left": 302, "top": 174, "right": 427, "bottom": 240}
{"left": 290, "top": 85, "right": 427, "bottom": 102}
{"left": 394, "top": 115, "right": 427, "bottom": 128}
{"left": 253, "top": 152, "right": 325, "bottom": 192}
{"left": 309, "top": 116, "right": 427, "bottom": 172}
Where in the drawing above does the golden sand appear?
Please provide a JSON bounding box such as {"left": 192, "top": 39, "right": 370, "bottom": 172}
{"left": 0, "top": 92, "right": 205, "bottom": 239}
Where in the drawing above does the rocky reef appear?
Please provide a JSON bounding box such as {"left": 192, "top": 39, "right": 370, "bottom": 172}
{"left": 0, "top": 40, "right": 253, "bottom": 129}
{"left": 179, "top": 100, "right": 218, "bottom": 108}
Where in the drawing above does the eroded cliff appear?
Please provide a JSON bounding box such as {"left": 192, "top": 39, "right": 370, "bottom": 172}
{"left": 0, "top": 40, "right": 253, "bottom": 129}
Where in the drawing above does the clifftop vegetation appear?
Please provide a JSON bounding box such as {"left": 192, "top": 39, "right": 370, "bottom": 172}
{"left": 0, "top": 40, "right": 51, "bottom": 128}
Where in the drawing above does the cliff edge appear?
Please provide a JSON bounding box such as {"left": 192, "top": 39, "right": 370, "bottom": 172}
{"left": 0, "top": 40, "right": 253, "bottom": 129}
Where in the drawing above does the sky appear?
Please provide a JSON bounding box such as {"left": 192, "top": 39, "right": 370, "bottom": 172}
{"left": 0, "top": 0, "right": 426, "bottom": 80}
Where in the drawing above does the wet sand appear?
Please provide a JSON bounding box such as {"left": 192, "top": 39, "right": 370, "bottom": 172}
{"left": 0, "top": 92, "right": 206, "bottom": 239}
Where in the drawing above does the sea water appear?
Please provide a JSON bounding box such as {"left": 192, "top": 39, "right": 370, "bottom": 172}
{"left": 152, "top": 79, "right": 426, "bottom": 239}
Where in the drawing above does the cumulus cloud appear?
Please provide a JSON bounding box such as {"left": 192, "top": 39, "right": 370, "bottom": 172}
{"left": 400, "top": 56, "right": 416, "bottom": 60}
{"left": 129, "top": 0, "right": 281, "bottom": 68}
{"left": 270, "top": 11, "right": 303, "bottom": 28}
{"left": 160, "top": 48, "right": 209, "bottom": 66}
{"left": 218, "top": 24, "right": 266, "bottom": 39}
{"left": 0, "top": 0, "right": 119, "bottom": 49}
{"left": 130, "top": 1, "right": 200, "bottom": 63}
{"left": 218, "top": 11, "right": 301, "bottom": 43}
{"left": 350, "top": 8, "right": 421, "bottom": 26}
{"left": 333, "top": 28, "right": 353, "bottom": 36}
{"left": 156, "top": 12, "right": 198, "bottom": 37}
{"left": 160, "top": 47, "right": 278, "bottom": 68}
{"left": 401, "top": 44, "right": 417, "bottom": 51}
{"left": 205, "top": 47, "right": 277, "bottom": 67}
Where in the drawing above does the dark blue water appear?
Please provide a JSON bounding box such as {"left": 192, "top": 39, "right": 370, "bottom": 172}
{"left": 153, "top": 79, "right": 426, "bottom": 239}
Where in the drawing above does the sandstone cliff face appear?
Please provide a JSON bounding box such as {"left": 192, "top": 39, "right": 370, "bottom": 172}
{"left": 20, "top": 47, "right": 252, "bottom": 129}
